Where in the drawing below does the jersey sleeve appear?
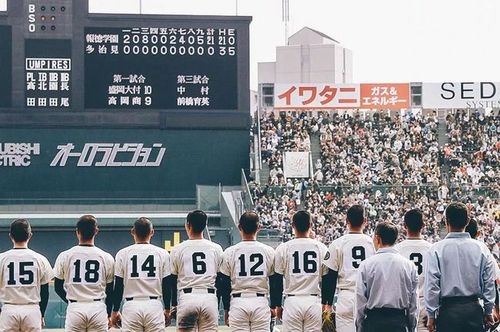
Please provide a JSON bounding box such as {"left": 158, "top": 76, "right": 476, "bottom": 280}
{"left": 219, "top": 248, "right": 232, "bottom": 276}
{"left": 274, "top": 244, "right": 285, "bottom": 275}
{"left": 114, "top": 250, "right": 125, "bottom": 278}
{"left": 105, "top": 253, "right": 115, "bottom": 284}
{"left": 319, "top": 243, "right": 329, "bottom": 276}
{"left": 324, "top": 240, "right": 340, "bottom": 272}
{"left": 53, "top": 252, "right": 66, "bottom": 280}
{"left": 215, "top": 245, "right": 224, "bottom": 270}
{"left": 161, "top": 251, "right": 172, "bottom": 278}
{"left": 267, "top": 246, "right": 276, "bottom": 276}
{"left": 170, "top": 247, "right": 179, "bottom": 276}
{"left": 40, "top": 256, "right": 54, "bottom": 284}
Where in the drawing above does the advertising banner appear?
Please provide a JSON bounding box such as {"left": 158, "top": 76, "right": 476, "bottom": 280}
{"left": 422, "top": 82, "right": 500, "bottom": 109}
{"left": 274, "top": 83, "right": 410, "bottom": 109}
{"left": 0, "top": 128, "right": 248, "bottom": 200}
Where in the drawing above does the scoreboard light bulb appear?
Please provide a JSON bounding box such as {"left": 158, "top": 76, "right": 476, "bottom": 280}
{"left": 41, "top": 25, "right": 46, "bottom": 31}
{"left": 51, "top": 6, "right": 56, "bottom": 11}
{"left": 41, "top": 6, "right": 46, "bottom": 11}
{"left": 51, "top": 16, "right": 56, "bottom": 21}
{"left": 51, "top": 25, "right": 56, "bottom": 31}
{"left": 61, "top": 6, "right": 66, "bottom": 12}
{"left": 41, "top": 16, "right": 46, "bottom": 21}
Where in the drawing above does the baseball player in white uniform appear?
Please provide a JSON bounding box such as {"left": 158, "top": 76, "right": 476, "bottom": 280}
{"left": 219, "top": 211, "right": 276, "bottom": 332}
{"left": 274, "top": 210, "right": 329, "bottom": 332}
{"left": 395, "top": 208, "right": 432, "bottom": 332}
{"left": 53, "top": 215, "right": 115, "bottom": 332}
{"left": 0, "top": 219, "right": 54, "bottom": 332}
{"left": 324, "top": 205, "right": 375, "bottom": 332}
{"left": 111, "top": 217, "right": 172, "bottom": 331}
{"left": 170, "top": 210, "right": 224, "bottom": 332}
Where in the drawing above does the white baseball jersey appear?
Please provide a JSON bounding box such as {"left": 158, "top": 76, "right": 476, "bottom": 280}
{"left": 115, "top": 243, "right": 171, "bottom": 299}
{"left": 395, "top": 239, "right": 432, "bottom": 298}
{"left": 170, "top": 239, "right": 223, "bottom": 290}
{"left": 54, "top": 245, "right": 114, "bottom": 301}
{"left": 324, "top": 233, "right": 376, "bottom": 290}
{"left": 0, "top": 248, "right": 53, "bottom": 304}
{"left": 219, "top": 240, "right": 275, "bottom": 295}
{"left": 274, "top": 238, "right": 328, "bottom": 295}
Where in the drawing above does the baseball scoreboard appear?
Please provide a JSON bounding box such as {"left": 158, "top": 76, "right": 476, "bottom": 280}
{"left": 0, "top": 0, "right": 251, "bottom": 201}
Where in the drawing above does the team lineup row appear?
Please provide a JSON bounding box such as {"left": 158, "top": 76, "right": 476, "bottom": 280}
{"left": 0, "top": 204, "right": 498, "bottom": 332}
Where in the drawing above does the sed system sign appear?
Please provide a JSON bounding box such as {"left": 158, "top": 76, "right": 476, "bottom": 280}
{"left": 422, "top": 82, "right": 500, "bottom": 109}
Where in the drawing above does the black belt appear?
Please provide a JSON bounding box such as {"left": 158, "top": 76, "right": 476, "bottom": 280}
{"left": 182, "top": 288, "right": 215, "bottom": 294}
{"left": 441, "top": 296, "right": 479, "bottom": 305}
{"left": 367, "top": 308, "right": 407, "bottom": 316}
{"left": 125, "top": 296, "right": 158, "bottom": 301}
{"left": 287, "top": 294, "right": 318, "bottom": 297}
{"left": 69, "top": 299, "right": 102, "bottom": 303}
{"left": 232, "top": 293, "right": 266, "bottom": 298}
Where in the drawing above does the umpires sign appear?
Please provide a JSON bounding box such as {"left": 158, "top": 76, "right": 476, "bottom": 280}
{"left": 422, "top": 82, "right": 500, "bottom": 109}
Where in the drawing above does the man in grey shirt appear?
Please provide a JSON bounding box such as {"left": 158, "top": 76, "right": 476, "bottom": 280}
{"left": 424, "top": 202, "right": 496, "bottom": 332}
{"left": 355, "top": 222, "right": 419, "bottom": 332}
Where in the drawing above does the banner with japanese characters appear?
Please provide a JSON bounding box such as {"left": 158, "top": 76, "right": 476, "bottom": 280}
{"left": 283, "top": 152, "right": 311, "bottom": 178}
{"left": 274, "top": 83, "right": 410, "bottom": 110}
{"left": 0, "top": 128, "right": 248, "bottom": 200}
{"left": 360, "top": 83, "right": 410, "bottom": 109}
{"left": 422, "top": 82, "right": 500, "bottom": 109}
{"left": 275, "top": 84, "right": 360, "bottom": 109}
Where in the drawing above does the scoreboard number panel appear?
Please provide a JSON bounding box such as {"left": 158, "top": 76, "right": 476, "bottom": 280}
{"left": 84, "top": 27, "right": 238, "bottom": 110}
{"left": 0, "top": 25, "right": 12, "bottom": 108}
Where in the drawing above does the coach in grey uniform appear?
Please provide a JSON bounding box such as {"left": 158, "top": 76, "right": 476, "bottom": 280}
{"left": 355, "top": 222, "right": 418, "bottom": 332}
{"left": 424, "top": 202, "right": 496, "bottom": 332}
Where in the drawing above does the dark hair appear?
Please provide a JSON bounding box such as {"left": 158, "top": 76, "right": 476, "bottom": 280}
{"left": 187, "top": 210, "right": 207, "bottom": 234}
{"left": 77, "top": 215, "right": 98, "bottom": 241}
{"left": 292, "top": 210, "right": 311, "bottom": 233}
{"left": 134, "top": 217, "right": 153, "bottom": 240}
{"left": 445, "top": 202, "right": 469, "bottom": 229}
{"left": 375, "top": 222, "right": 398, "bottom": 245}
{"left": 404, "top": 209, "right": 424, "bottom": 233}
{"left": 10, "top": 219, "right": 31, "bottom": 242}
{"left": 347, "top": 205, "right": 365, "bottom": 228}
{"left": 239, "top": 211, "right": 260, "bottom": 235}
{"left": 465, "top": 219, "right": 479, "bottom": 239}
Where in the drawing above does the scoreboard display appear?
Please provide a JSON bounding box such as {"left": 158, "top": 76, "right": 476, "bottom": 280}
{"left": 0, "top": 25, "right": 11, "bottom": 108}
{"left": 0, "top": 0, "right": 251, "bottom": 201}
{"left": 84, "top": 27, "right": 238, "bottom": 110}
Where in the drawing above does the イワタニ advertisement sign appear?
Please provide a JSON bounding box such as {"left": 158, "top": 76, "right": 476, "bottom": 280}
{"left": 274, "top": 84, "right": 360, "bottom": 109}
{"left": 274, "top": 83, "right": 411, "bottom": 109}
{"left": 422, "top": 82, "right": 500, "bottom": 109}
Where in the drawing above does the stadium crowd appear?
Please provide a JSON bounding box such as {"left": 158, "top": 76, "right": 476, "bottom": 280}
{"left": 252, "top": 109, "right": 499, "bottom": 256}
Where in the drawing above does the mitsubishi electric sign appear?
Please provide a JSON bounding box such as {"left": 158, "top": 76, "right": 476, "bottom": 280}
{"left": 0, "top": 128, "right": 248, "bottom": 200}
{"left": 422, "top": 82, "right": 500, "bottom": 109}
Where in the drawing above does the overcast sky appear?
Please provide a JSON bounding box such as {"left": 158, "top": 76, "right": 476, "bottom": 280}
{"left": 3, "top": 0, "right": 500, "bottom": 89}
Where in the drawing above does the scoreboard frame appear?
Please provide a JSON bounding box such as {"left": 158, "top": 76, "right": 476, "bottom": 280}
{"left": 0, "top": 0, "right": 252, "bottom": 130}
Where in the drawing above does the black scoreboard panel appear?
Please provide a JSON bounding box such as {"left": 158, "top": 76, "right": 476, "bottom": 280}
{"left": 84, "top": 27, "right": 238, "bottom": 110}
{"left": 1, "top": 0, "right": 251, "bottom": 129}
{"left": 0, "top": 25, "right": 11, "bottom": 108}
{"left": 25, "top": 39, "right": 72, "bottom": 109}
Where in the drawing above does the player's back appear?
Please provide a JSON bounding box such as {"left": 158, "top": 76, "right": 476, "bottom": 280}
{"left": 395, "top": 239, "right": 432, "bottom": 297}
{"left": 326, "top": 233, "right": 375, "bottom": 290}
{"left": 221, "top": 240, "right": 275, "bottom": 294}
{"left": 171, "top": 239, "right": 223, "bottom": 290}
{"left": 0, "top": 248, "right": 53, "bottom": 304}
{"left": 54, "top": 245, "right": 114, "bottom": 301}
{"left": 115, "top": 243, "right": 170, "bottom": 299}
{"left": 275, "top": 238, "right": 328, "bottom": 295}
